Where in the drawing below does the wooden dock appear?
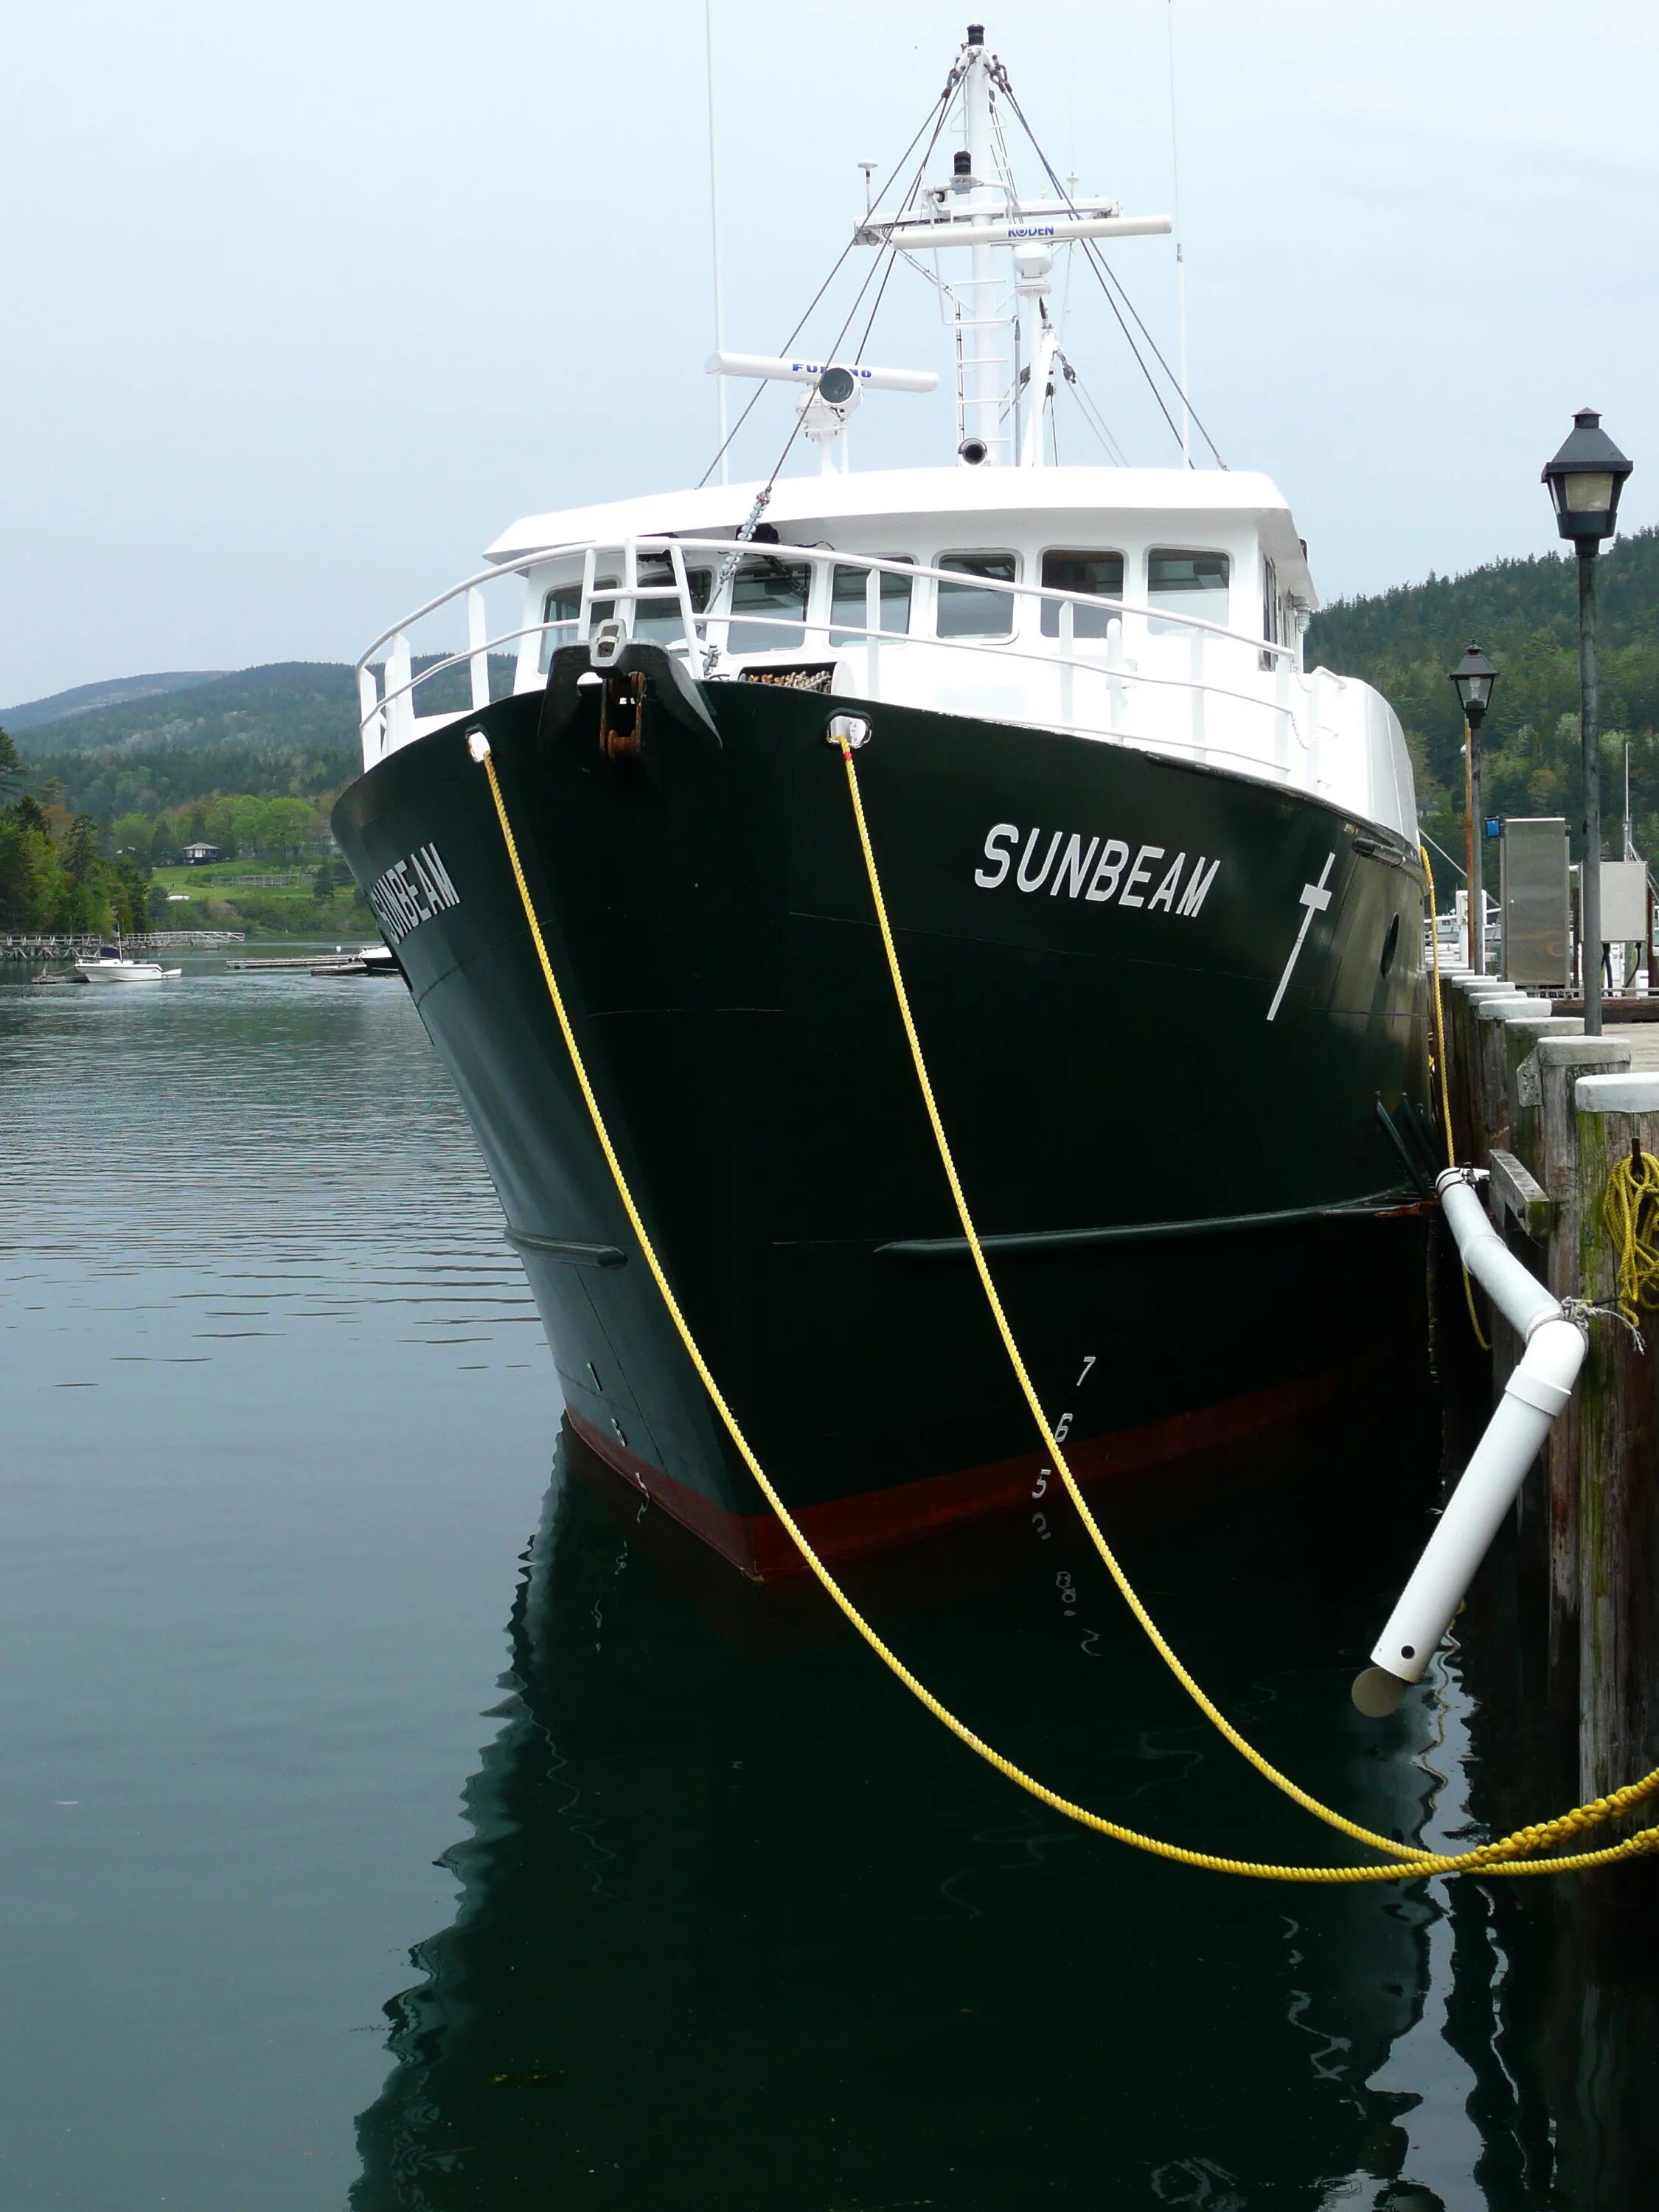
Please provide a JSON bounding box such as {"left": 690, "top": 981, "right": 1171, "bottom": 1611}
{"left": 1440, "top": 971, "right": 1659, "bottom": 1810}
{"left": 1, "top": 929, "right": 244, "bottom": 961}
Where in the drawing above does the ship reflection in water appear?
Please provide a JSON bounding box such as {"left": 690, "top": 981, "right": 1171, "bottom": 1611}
{"left": 347, "top": 1388, "right": 1646, "bottom": 2211}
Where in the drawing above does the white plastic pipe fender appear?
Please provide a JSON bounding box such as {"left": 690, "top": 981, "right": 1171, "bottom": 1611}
{"left": 1436, "top": 1172, "right": 1559, "bottom": 1337}
{"left": 1354, "top": 1171, "right": 1587, "bottom": 1712}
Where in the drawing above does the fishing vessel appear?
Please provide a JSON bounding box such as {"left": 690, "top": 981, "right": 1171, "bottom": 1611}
{"left": 333, "top": 25, "right": 1433, "bottom": 1579}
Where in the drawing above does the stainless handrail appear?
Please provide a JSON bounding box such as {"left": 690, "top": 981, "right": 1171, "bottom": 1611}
{"left": 366, "top": 610, "right": 1303, "bottom": 783}
{"left": 358, "top": 535, "right": 1298, "bottom": 678}
{"left": 358, "top": 537, "right": 1313, "bottom": 774}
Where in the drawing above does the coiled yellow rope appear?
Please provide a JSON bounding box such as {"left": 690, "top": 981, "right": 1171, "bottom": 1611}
{"left": 473, "top": 729, "right": 1659, "bottom": 1882}
{"left": 1603, "top": 1147, "right": 1659, "bottom": 1329}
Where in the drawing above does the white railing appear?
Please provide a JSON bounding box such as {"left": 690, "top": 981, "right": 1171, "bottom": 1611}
{"left": 356, "top": 536, "right": 1323, "bottom": 796}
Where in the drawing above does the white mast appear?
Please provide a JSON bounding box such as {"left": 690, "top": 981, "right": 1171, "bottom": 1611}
{"left": 855, "top": 26, "right": 1170, "bottom": 473}
{"left": 1166, "top": 0, "right": 1190, "bottom": 466}
{"left": 705, "top": 0, "right": 729, "bottom": 483}
{"left": 960, "top": 30, "right": 1004, "bottom": 464}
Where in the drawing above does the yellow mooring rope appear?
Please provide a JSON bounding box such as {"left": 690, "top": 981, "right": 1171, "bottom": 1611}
{"left": 473, "top": 730, "right": 1659, "bottom": 1882}
{"left": 1603, "top": 1147, "right": 1659, "bottom": 1329}
{"left": 1420, "top": 847, "right": 1489, "bottom": 1350}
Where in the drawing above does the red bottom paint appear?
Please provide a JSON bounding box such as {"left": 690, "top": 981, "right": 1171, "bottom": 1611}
{"left": 566, "top": 1357, "right": 1373, "bottom": 1582}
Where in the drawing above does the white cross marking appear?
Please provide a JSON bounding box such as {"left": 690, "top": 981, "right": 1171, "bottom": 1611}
{"left": 1266, "top": 852, "right": 1337, "bottom": 1022}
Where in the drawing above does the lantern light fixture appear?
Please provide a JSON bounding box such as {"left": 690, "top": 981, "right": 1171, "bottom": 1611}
{"left": 1542, "top": 409, "right": 1633, "bottom": 546}
{"left": 1449, "top": 641, "right": 1498, "bottom": 729}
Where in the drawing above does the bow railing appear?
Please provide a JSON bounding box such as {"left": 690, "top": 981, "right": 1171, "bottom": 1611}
{"left": 357, "top": 536, "right": 1343, "bottom": 802}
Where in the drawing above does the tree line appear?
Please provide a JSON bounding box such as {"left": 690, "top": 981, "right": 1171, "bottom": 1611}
{"left": 110, "top": 793, "right": 327, "bottom": 866}
{"left": 0, "top": 729, "right": 152, "bottom": 933}
{"left": 1307, "top": 526, "right": 1659, "bottom": 890}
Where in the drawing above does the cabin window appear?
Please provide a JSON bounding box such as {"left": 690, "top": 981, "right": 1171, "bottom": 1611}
{"left": 936, "top": 552, "right": 1018, "bottom": 638}
{"left": 1147, "top": 548, "right": 1230, "bottom": 634}
{"left": 1040, "top": 549, "right": 1125, "bottom": 638}
{"left": 728, "top": 555, "right": 811, "bottom": 651}
{"left": 540, "top": 578, "right": 616, "bottom": 669}
{"left": 829, "top": 559, "right": 914, "bottom": 644}
{"left": 1260, "top": 555, "right": 1280, "bottom": 670}
{"left": 631, "top": 554, "right": 712, "bottom": 642}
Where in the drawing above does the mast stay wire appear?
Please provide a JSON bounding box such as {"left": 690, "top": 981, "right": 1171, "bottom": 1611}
{"left": 852, "top": 84, "right": 956, "bottom": 366}
{"left": 1057, "top": 350, "right": 1130, "bottom": 467}
{"left": 695, "top": 75, "right": 956, "bottom": 490}
{"left": 990, "top": 63, "right": 1184, "bottom": 459}
{"left": 701, "top": 84, "right": 956, "bottom": 669}
{"left": 993, "top": 65, "right": 1227, "bottom": 469}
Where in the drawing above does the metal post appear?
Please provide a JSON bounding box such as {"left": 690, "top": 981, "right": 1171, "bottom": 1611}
{"left": 1470, "top": 717, "right": 1486, "bottom": 975}
{"left": 962, "top": 41, "right": 1001, "bottom": 463}
{"left": 1579, "top": 548, "right": 1602, "bottom": 1034}
{"left": 704, "top": 0, "right": 729, "bottom": 484}
{"left": 1464, "top": 712, "right": 1478, "bottom": 970}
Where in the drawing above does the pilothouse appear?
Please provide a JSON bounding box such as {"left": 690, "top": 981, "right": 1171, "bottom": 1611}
{"left": 333, "top": 24, "right": 1433, "bottom": 1578}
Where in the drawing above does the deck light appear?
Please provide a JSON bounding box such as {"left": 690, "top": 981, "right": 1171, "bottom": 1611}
{"left": 1543, "top": 411, "right": 1635, "bottom": 1032}
{"left": 1449, "top": 644, "right": 1498, "bottom": 973}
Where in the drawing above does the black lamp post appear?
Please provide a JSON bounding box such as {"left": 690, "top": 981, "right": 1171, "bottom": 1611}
{"left": 1543, "top": 408, "right": 1634, "bottom": 1033}
{"left": 1449, "top": 642, "right": 1498, "bottom": 973}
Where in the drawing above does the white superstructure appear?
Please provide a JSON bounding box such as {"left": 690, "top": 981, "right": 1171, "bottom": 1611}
{"left": 352, "top": 27, "right": 1417, "bottom": 847}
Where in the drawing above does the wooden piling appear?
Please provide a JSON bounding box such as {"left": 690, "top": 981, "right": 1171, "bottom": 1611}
{"left": 1482, "top": 1015, "right": 1584, "bottom": 1403}
{"left": 1569, "top": 1071, "right": 1659, "bottom": 1804}
{"left": 1423, "top": 961, "right": 1659, "bottom": 1814}
{"left": 1441, "top": 975, "right": 1519, "bottom": 1158}
{"left": 1526, "top": 1035, "right": 1630, "bottom": 1694}
{"left": 1472, "top": 996, "right": 1558, "bottom": 1163}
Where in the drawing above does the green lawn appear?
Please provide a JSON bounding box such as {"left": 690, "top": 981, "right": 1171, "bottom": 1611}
{"left": 153, "top": 860, "right": 313, "bottom": 894}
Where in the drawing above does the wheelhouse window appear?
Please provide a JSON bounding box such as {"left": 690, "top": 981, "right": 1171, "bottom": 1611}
{"left": 541, "top": 557, "right": 712, "bottom": 664}
{"left": 1147, "top": 548, "right": 1230, "bottom": 634}
{"left": 540, "top": 578, "right": 616, "bottom": 669}
{"left": 936, "top": 552, "right": 1018, "bottom": 639}
{"left": 829, "top": 559, "right": 914, "bottom": 644}
{"left": 728, "top": 555, "right": 811, "bottom": 652}
{"left": 1260, "top": 554, "right": 1280, "bottom": 670}
{"left": 631, "top": 553, "right": 712, "bottom": 643}
{"left": 1040, "top": 549, "right": 1125, "bottom": 639}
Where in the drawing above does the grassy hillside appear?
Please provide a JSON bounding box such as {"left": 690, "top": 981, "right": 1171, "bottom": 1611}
{"left": 1307, "top": 526, "right": 1659, "bottom": 883}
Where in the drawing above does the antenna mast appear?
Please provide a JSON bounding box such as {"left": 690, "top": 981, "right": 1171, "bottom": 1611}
{"left": 960, "top": 29, "right": 1004, "bottom": 463}
{"left": 1166, "top": 0, "right": 1189, "bottom": 465}
{"left": 705, "top": 1, "right": 729, "bottom": 483}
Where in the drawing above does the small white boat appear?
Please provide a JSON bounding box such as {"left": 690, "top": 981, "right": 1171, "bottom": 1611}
{"left": 74, "top": 943, "right": 181, "bottom": 984}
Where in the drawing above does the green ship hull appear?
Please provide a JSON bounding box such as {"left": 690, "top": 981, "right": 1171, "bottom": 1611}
{"left": 333, "top": 651, "right": 1433, "bottom": 1576}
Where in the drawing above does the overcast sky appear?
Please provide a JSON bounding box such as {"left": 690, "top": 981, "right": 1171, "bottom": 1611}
{"left": 3, "top": 0, "right": 1655, "bottom": 703}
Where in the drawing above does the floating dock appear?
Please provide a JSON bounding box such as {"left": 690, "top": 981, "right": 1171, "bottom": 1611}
{"left": 226, "top": 951, "right": 400, "bottom": 977}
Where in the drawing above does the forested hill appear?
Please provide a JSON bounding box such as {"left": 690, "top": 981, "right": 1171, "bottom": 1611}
{"left": 1, "top": 656, "right": 520, "bottom": 821}
{"left": 6, "top": 660, "right": 356, "bottom": 757}
{"left": 1307, "top": 526, "right": 1659, "bottom": 869}
{"left": 3, "top": 662, "right": 358, "bottom": 820}
{"left": 1, "top": 669, "right": 227, "bottom": 734}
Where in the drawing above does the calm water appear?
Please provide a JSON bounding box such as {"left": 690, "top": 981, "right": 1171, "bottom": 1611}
{"left": 1, "top": 959, "right": 1652, "bottom": 2211}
